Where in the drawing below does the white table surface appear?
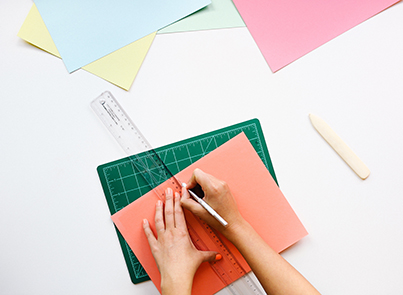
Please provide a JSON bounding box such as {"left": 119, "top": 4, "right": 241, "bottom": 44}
{"left": 1, "top": 1, "right": 403, "bottom": 294}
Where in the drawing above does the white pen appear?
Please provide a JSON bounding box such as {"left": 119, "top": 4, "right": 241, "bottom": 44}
{"left": 182, "top": 183, "right": 228, "bottom": 227}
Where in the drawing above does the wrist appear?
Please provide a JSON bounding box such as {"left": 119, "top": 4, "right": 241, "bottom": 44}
{"left": 222, "top": 218, "right": 251, "bottom": 244}
{"left": 161, "top": 273, "right": 193, "bottom": 295}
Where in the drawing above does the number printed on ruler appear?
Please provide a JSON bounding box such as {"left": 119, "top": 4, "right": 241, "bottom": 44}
{"left": 92, "top": 91, "right": 266, "bottom": 294}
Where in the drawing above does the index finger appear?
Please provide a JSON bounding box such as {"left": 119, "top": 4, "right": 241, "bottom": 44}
{"left": 187, "top": 168, "right": 211, "bottom": 190}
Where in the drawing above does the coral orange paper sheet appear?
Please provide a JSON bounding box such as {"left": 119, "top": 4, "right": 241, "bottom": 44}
{"left": 112, "top": 133, "right": 307, "bottom": 294}
{"left": 231, "top": 0, "right": 400, "bottom": 72}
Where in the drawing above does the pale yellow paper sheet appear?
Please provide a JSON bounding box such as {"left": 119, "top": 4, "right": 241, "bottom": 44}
{"left": 18, "top": 4, "right": 156, "bottom": 90}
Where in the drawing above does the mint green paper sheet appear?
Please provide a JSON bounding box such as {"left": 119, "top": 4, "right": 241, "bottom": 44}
{"left": 158, "top": 0, "right": 245, "bottom": 34}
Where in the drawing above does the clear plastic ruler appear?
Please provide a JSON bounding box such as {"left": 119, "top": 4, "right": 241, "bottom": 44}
{"left": 91, "top": 91, "right": 266, "bottom": 295}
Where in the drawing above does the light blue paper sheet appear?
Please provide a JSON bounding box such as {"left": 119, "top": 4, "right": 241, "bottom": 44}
{"left": 34, "top": 0, "right": 210, "bottom": 73}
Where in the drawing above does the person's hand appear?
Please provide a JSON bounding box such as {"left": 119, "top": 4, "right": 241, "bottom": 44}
{"left": 180, "top": 168, "right": 246, "bottom": 238}
{"left": 181, "top": 170, "right": 322, "bottom": 295}
{"left": 143, "top": 187, "right": 220, "bottom": 295}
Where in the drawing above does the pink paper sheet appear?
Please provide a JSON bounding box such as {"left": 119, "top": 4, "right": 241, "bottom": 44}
{"left": 112, "top": 133, "right": 308, "bottom": 294}
{"left": 231, "top": 0, "right": 400, "bottom": 71}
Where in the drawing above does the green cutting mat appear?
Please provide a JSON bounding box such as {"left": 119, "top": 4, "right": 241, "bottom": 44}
{"left": 97, "top": 118, "right": 277, "bottom": 284}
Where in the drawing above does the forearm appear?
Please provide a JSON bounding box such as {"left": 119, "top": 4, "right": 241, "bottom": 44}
{"left": 225, "top": 221, "right": 320, "bottom": 295}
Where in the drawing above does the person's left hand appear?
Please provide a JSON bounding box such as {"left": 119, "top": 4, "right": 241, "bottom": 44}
{"left": 143, "top": 187, "right": 221, "bottom": 295}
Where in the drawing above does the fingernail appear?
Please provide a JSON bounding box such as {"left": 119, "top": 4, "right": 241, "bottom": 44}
{"left": 215, "top": 254, "right": 222, "bottom": 261}
{"left": 157, "top": 200, "right": 162, "bottom": 206}
{"left": 166, "top": 187, "right": 173, "bottom": 195}
{"left": 182, "top": 183, "right": 187, "bottom": 188}
{"left": 143, "top": 219, "right": 148, "bottom": 225}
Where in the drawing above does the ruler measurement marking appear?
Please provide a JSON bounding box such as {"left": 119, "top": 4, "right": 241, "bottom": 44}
{"left": 93, "top": 92, "right": 272, "bottom": 292}
{"left": 123, "top": 242, "right": 139, "bottom": 279}
{"left": 171, "top": 148, "right": 181, "bottom": 173}
{"left": 161, "top": 150, "right": 168, "bottom": 165}
{"left": 103, "top": 124, "right": 267, "bottom": 214}
{"left": 117, "top": 165, "right": 130, "bottom": 206}
{"left": 104, "top": 168, "right": 121, "bottom": 213}
{"left": 203, "top": 136, "right": 214, "bottom": 153}
{"left": 104, "top": 125, "right": 265, "bottom": 207}
{"left": 185, "top": 145, "right": 193, "bottom": 164}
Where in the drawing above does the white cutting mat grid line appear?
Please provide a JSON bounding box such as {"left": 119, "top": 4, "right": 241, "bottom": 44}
{"left": 103, "top": 124, "right": 262, "bottom": 213}
{"left": 99, "top": 122, "right": 268, "bottom": 280}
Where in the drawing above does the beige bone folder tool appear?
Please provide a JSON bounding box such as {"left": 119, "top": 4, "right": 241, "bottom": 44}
{"left": 309, "top": 114, "right": 370, "bottom": 180}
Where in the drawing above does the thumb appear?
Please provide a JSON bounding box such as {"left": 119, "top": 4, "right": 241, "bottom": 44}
{"left": 200, "top": 251, "right": 223, "bottom": 263}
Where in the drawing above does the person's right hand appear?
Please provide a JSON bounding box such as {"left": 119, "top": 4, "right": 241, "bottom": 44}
{"left": 180, "top": 168, "right": 246, "bottom": 237}
{"left": 181, "top": 171, "right": 322, "bottom": 295}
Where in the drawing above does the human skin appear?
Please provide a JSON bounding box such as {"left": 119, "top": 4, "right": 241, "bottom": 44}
{"left": 142, "top": 187, "right": 220, "bottom": 295}
{"left": 180, "top": 168, "right": 321, "bottom": 295}
{"left": 143, "top": 169, "right": 321, "bottom": 295}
